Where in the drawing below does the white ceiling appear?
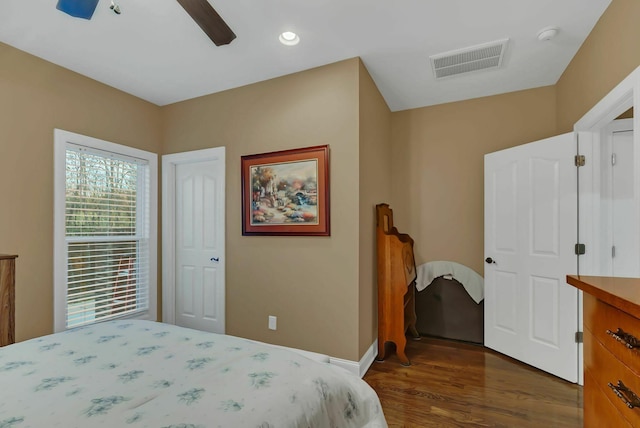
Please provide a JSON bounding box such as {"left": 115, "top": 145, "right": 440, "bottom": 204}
{"left": 0, "top": 0, "right": 612, "bottom": 112}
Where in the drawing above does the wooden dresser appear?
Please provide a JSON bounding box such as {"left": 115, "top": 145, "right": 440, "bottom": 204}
{"left": 567, "top": 275, "right": 640, "bottom": 427}
{"left": 0, "top": 254, "right": 17, "bottom": 347}
{"left": 376, "top": 204, "right": 419, "bottom": 365}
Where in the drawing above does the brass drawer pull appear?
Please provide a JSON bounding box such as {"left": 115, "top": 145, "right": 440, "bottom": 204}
{"left": 608, "top": 380, "right": 640, "bottom": 409}
{"left": 606, "top": 328, "right": 640, "bottom": 349}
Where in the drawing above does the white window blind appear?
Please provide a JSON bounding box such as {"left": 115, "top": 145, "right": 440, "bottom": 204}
{"left": 64, "top": 144, "right": 151, "bottom": 328}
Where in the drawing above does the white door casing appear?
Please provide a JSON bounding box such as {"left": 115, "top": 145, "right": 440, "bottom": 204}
{"left": 573, "top": 66, "right": 640, "bottom": 386}
{"left": 162, "top": 147, "right": 225, "bottom": 334}
{"left": 579, "top": 119, "right": 635, "bottom": 278}
{"left": 484, "top": 133, "right": 578, "bottom": 383}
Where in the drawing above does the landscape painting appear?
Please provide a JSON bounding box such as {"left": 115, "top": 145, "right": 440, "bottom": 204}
{"left": 241, "top": 145, "right": 330, "bottom": 236}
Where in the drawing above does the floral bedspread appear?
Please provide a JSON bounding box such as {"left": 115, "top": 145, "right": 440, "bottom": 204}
{"left": 0, "top": 320, "right": 387, "bottom": 428}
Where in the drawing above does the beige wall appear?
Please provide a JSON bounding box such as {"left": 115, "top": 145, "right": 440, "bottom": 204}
{"left": 357, "top": 60, "right": 392, "bottom": 356}
{"left": 2, "top": 46, "right": 384, "bottom": 361}
{"left": 390, "top": 87, "right": 557, "bottom": 275}
{"left": 162, "top": 59, "right": 364, "bottom": 360}
{"left": 0, "top": 42, "right": 162, "bottom": 341}
{"left": 556, "top": 0, "right": 640, "bottom": 132}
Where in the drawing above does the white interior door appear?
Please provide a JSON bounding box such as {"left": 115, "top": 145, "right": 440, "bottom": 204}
{"left": 610, "top": 125, "right": 636, "bottom": 276}
{"left": 484, "top": 133, "right": 578, "bottom": 382}
{"left": 594, "top": 120, "right": 636, "bottom": 277}
{"left": 162, "top": 148, "right": 225, "bottom": 334}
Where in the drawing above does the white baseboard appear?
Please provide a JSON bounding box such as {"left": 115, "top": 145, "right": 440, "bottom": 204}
{"left": 249, "top": 339, "right": 330, "bottom": 364}
{"left": 329, "top": 339, "right": 378, "bottom": 378}
{"left": 251, "top": 337, "right": 378, "bottom": 379}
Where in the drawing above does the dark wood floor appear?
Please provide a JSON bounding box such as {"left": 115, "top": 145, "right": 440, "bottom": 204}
{"left": 363, "top": 337, "right": 583, "bottom": 427}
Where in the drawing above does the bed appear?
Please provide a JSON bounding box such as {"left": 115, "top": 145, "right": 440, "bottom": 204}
{"left": 0, "top": 320, "right": 387, "bottom": 427}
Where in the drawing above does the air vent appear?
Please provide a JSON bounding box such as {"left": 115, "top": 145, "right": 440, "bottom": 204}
{"left": 430, "top": 38, "right": 509, "bottom": 79}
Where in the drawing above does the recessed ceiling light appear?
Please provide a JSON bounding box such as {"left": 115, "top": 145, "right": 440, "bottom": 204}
{"left": 279, "top": 31, "right": 300, "bottom": 46}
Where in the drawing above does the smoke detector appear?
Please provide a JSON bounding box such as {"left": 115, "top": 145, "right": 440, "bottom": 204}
{"left": 430, "top": 38, "right": 509, "bottom": 79}
{"left": 537, "top": 27, "right": 559, "bottom": 42}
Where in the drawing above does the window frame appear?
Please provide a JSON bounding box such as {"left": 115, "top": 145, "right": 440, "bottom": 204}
{"left": 53, "top": 129, "right": 158, "bottom": 332}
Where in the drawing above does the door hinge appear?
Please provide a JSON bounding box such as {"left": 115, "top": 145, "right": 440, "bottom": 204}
{"left": 575, "top": 331, "right": 583, "bottom": 343}
{"left": 575, "top": 155, "right": 586, "bottom": 167}
{"left": 612, "top": 245, "right": 616, "bottom": 258}
{"left": 575, "top": 243, "right": 586, "bottom": 255}
{"left": 612, "top": 153, "right": 617, "bottom": 166}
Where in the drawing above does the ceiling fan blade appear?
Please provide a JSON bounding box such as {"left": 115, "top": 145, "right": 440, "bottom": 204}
{"left": 56, "top": 0, "right": 100, "bottom": 20}
{"left": 177, "top": 0, "right": 236, "bottom": 47}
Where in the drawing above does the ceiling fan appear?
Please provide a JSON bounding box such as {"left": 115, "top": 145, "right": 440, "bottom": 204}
{"left": 56, "top": 0, "right": 236, "bottom": 46}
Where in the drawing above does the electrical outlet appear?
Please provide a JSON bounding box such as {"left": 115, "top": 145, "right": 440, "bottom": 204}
{"left": 268, "top": 315, "right": 277, "bottom": 330}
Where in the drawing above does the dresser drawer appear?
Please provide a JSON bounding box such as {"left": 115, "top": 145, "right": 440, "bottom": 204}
{"left": 584, "top": 369, "right": 632, "bottom": 428}
{"left": 585, "top": 329, "right": 640, "bottom": 426}
{"left": 584, "top": 293, "right": 640, "bottom": 373}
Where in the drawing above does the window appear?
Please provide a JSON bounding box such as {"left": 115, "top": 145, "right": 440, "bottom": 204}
{"left": 54, "top": 129, "right": 157, "bottom": 331}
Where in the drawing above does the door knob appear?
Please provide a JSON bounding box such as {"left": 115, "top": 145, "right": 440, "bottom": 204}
{"left": 485, "top": 257, "right": 496, "bottom": 264}
{"left": 210, "top": 257, "right": 219, "bottom": 262}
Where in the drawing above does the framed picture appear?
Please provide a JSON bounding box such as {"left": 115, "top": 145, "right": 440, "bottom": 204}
{"left": 241, "top": 145, "right": 330, "bottom": 236}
